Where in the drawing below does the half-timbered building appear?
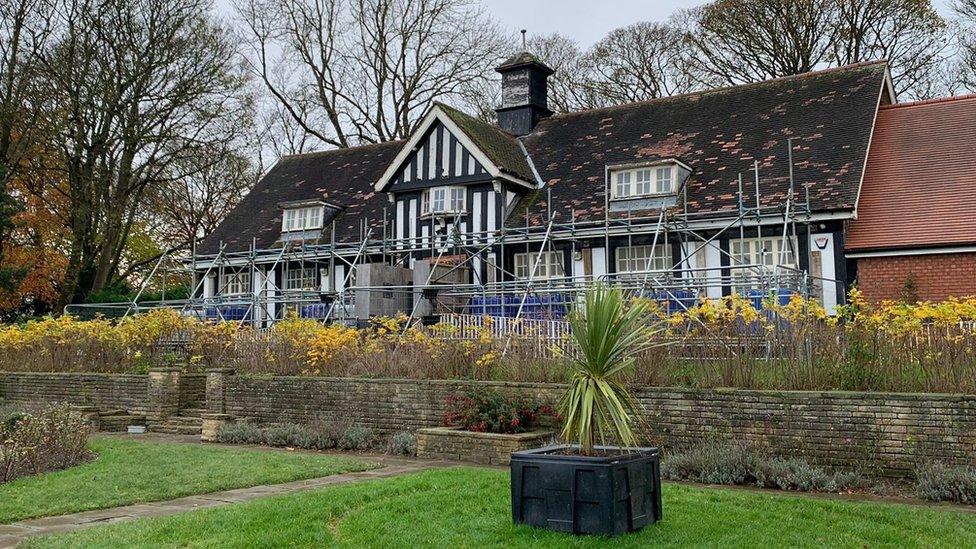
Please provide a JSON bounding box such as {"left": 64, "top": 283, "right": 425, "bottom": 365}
{"left": 190, "top": 52, "right": 972, "bottom": 326}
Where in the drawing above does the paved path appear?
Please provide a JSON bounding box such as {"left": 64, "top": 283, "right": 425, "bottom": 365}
{"left": 0, "top": 455, "right": 448, "bottom": 548}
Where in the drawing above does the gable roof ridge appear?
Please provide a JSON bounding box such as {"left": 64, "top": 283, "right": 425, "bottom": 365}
{"left": 431, "top": 102, "right": 535, "bottom": 183}
{"left": 278, "top": 139, "right": 406, "bottom": 160}
{"left": 880, "top": 93, "right": 976, "bottom": 110}
{"left": 538, "top": 60, "right": 889, "bottom": 124}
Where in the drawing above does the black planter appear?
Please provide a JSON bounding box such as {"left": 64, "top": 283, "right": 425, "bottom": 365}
{"left": 510, "top": 444, "right": 662, "bottom": 536}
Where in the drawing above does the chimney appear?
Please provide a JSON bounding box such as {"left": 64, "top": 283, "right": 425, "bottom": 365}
{"left": 494, "top": 52, "right": 554, "bottom": 136}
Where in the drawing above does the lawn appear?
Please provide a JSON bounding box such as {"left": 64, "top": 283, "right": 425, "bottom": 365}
{"left": 26, "top": 467, "right": 976, "bottom": 548}
{"left": 0, "top": 437, "right": 370, "bottom": 524}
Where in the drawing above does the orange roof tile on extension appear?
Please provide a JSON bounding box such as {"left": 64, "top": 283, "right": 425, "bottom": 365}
{"left": 846, "top": 94, "right": 976, "bottom": 253}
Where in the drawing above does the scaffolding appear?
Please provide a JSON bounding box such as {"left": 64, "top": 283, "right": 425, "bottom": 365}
{"left": 67, "top": 141, "right": 838, "bottom": 337}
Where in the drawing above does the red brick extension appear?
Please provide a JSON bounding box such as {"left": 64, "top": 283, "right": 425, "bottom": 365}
{"left": 855, "top": 252, "right": 976, "bottom": 303}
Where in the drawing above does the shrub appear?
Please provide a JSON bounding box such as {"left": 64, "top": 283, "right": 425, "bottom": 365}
{"left": 442, "top": 390, "right": 556, "bottom": 434}
{"left": 217, "top": 419, "right": 341, "bottom": 450}
{"left": 915, "top": 462, "right": 976, "bottom": 504}
{"left": 0, "top": 403, "right": 92, "bottom": 483}
{"left": 663, "top": 439, "right": 759, "bottom": 485}
{"left": 340, "top": 425, "right": 375, "bottom": 451}
{"left": 755, "top": 458, "right": 864, "bottom": 492}
{"left": 3, "top": 295, "right": 976, "bottom": 395}
{"left": 262, "top": 423, "right": 315, "bottom": 448}
{"left": 386, "top": 431, "right": 417, "bottom": 456}
{"left": 215, "top": 422, "right": 264, "bottom": 445}
{"left": 662, "top": 440, "right": 864, "bottom": 493}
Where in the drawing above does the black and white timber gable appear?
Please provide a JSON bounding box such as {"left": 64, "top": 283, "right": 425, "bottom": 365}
{"left": 373, "top": 103, "right": 540, "bottom": 278}
{"left": 381, "top": 119, "right": 490, "bottom": 190}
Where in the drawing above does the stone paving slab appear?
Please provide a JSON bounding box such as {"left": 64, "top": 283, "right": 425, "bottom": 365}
{"left": 0, "top": 458, "right": 449, "bottom": 548}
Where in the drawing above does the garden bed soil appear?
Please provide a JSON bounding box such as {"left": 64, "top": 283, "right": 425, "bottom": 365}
{"left": 416, "top": 427, "right": 554, "bottom": 465}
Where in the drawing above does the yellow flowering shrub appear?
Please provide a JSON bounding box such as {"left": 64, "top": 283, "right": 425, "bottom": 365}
{"left": 306, "top": 323, "right": 360, "bottom": 370}
{"left": 0, "top": 292, "right": 974, "bottom": 393}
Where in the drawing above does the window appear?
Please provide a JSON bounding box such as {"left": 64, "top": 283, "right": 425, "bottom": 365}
{"left": 610, "top": 165, "right": 676, "bottom": 199}
{"left": 221, "top": 271, "right": 251, "bottom": 295}
{"left": 421, "top": 186, "right": 465, "bottom": 216}
{"left": 730, "top": 237, "right": 797, "bottom": 268}
{"left": 730, "top": 237, "right": 798, "bottom": 291}
{"left": 615, "top": 171, "right": 632, "bottom": 198}
{"left": 285, "top": 267, "right": 318, "bottom": 291}
{"left": 514, "top": 251, "right": 565, "bottom": 280}
{"left": 282, "top": 205, "right": 324, "bottom": 232}
{"left": 655, "top": 166, "right": 672, "bottom": 194}
{"left": 615, "top": 244, "right": 672, "bottom": 274}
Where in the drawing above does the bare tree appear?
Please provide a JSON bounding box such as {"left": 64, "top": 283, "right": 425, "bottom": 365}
{"left": 956, "top": 0, "right": 976, "bottom": 89}
{"left": 831, "top": 0, "right": 949, "bottom": 99}
{"left": 525, "top": 33, "right": 597, "bottom": 112}
{"left": 37, "top": 0, "right": 252, "bottom": 305}
{"left": 684, "top": 0, "right": 837, "bottom": 86}
{"left": 254, "top": 101, "right": 321, "bottom": 174}
{"left": 131, "top": 144, "right": 256, "bottom": 279}
{"left": 235, "top": 0, "right": 508, "bottom": 148}
{"left": 586, "top": 22, "right": 707, "bottom": 106}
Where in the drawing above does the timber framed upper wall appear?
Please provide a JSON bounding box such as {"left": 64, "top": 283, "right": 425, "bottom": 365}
{"left": 199, "top": 61, "right": 891, "bottom": 255}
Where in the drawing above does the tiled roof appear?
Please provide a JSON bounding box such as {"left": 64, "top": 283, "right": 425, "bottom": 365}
{"left": 201, "top": 62, "right": 889, "bottom": 253}
{"left": 496, "top": 51, "right": 553, "bottom": 74}
{"left": 517, "top": 61, "right": 889, "bottom": 227}
{"left": 846, "top": 95, "right": 976, "bottom": 252}
{"left": 198, "top": 141, "right": 402, "bottom": 254}
{"left": 436, "top": 102, "right": 535, "bottom": 183}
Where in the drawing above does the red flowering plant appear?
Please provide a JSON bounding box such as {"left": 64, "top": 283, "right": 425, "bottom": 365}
{"left": 442, "top": 390, "right": 558, "bottom": 434}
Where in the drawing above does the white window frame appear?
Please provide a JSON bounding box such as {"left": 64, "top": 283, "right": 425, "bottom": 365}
{"left": 615, "top": 244, "right": 672, "bottom": 274}
{"left": 610, "top": 164, "right": 676, "bottom": 200}
{"left": 281, "top": 205, "right": 324, "bottom": 232}
{"left": 730, "top": 236, "right": 798, "bottom": 291}
{"left": 514, "top": 250, "right": 565, "bottom": 280}
{"left": 421, "top": 186, "right": 466, "bottom": 216}
{"left": 221, "top": 271, "right": 252, "bottom": 296}
{"left": 285, "top": 267, "right": 318, "bottom": 291}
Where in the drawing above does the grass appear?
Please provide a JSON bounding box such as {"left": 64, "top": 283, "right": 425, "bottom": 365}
{"left": 0, "top": 436, "right": 370, "bottom": 524}
{"left": 26, "top": 468, "right": 976, "bottom": 548}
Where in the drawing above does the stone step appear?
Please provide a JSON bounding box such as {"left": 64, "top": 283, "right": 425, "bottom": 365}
{"left": 98, "top": 409, "right": 128, "bottom": 417}
{"left": 152, "top": 425, "right": 203, "bottom": 435}
{"left": 181, "top": 408, "right": 207, "bottom": 416}
{"left": 98, "top": 414, "right": 146, "bottom": 432}
{"left": 168, "top": 416, "right": 203, "bottom": 425}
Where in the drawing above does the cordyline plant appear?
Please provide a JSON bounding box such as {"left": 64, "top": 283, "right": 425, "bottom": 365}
{"left": 560, "top": 284, "right": 658, "bottom": 456}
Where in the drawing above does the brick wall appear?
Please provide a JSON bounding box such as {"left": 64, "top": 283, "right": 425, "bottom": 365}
{"left": 0, "top": 372, "right": 149, "bottom": 414}
{"left": 855, "top": 252, "right": 976, "bottom": 303}
{"left": 4, "top": 371, "right": 975, "bottom": 475}
{"left": 222, "top": 377, "right": 561, "bottom": 433}
{"left": 178, "top": 374, "right": 207, "bottom": 411}
{"left": 220, "top": 375, "right": 976, "bottom": 475}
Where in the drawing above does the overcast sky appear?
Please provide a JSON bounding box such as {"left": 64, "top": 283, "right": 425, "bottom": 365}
{"left": 484, "top": 0, "right": 705, "bottom": 46}
{"left": 215, "top": 0, "right": 960, "bottom": 50}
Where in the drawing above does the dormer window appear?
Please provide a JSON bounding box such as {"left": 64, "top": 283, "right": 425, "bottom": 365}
{"left": 281, "top": 205, "right": 324, "bottom": 232}
{"left": 421, "top": 186, "right": 466, "bottom": 216}
{"left": 610, "top": 164, "right": 677, "bottom": 199}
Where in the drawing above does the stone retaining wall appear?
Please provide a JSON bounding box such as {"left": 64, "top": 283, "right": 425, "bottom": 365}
{"left": 0, "top": 372, "right": 150, "bottom": 414}
{"left": 633, "top": 388, "right": 976, "bottom": 474}
{"left": 3, "top": 370, "right": 975, "bottom": 475}
{"left": 178, "top": 374, "right": 207, "bottom": 411}
{"left": 215, "top": 373, "right": 976, "bottom": 475}
{"left": 221, "top": 376, "right": 561, "bottom": 433}
{"left": 417, "top": 427, "right": 555, "bottom": 465}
